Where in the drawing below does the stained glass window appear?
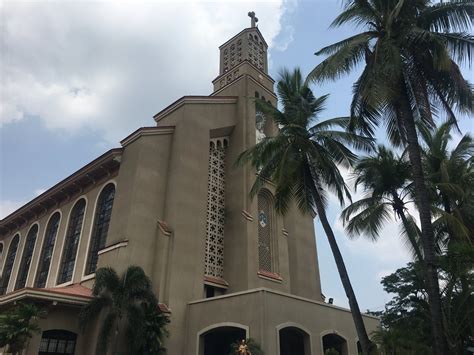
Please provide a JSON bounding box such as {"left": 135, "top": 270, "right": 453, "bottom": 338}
{"left": 57, "top": 199, "right": 86, "bottom": 284}
{"left": 85, "top": 183, "right": 115, "bottom": 275}
{"left": 15, "top": 224, "right": 39, "bottom": 290}
{"left": 0, "top": 234, "right": 20, "bottom": 295}
{"left": 258, "top": 189, "right": 275, "bottom": 272}
{"left": 35, "top": 212, "right": 61, "bottom": 288}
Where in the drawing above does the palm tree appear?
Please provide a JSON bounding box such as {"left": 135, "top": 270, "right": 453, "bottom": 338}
{"left": 0, "top": 302, "right": 45, "bottom": 355}
{"left": 307, "top": 1, "right": 474, "bottom": 352}
{"left": 340, "top": 145, "right": 423, "bottom": 261}
{"left": 419, "top": 122, "right": 474, "bottom": 244}
{"left": 79, "top": 266, "right": 168, "bottom": 355}
{"left": 238, "top": 68, "right": 375, "bottom": 354}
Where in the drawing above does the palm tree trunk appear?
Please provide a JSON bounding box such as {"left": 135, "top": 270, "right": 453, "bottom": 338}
{"left": 312, "top": 188, "right": 373, "bottom": 355}
{"left": 391, "top": 192, "right": 423, "bottom": 261}
{"left": 398, "top": 93, "right": 447, "bottom": 355}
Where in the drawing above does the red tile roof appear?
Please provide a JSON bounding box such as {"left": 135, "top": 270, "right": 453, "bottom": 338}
{"left": 44, "top": 283, "right": 93, "bottom": 298}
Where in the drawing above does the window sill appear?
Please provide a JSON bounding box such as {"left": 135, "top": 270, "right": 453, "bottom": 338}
{"left": 257, "top": 270, "right": 283, "bottom": 283}
{"left": 204, "top": 275, "right": 229, "bottom": 289}
{"left": 55, "top": 280, "right": 74, "bottom": 288}
{"left": 81, "top": 273, "right": 95, "bottom": 282}
{"left": 97, "top": 240, "right": 128, "bottom": 255}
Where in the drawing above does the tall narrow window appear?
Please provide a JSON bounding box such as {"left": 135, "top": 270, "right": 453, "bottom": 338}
{"left": 57, "top": 199, "right": 86, "bottom": 285}
{"left": 35, "top": 212, "right": 61, "bottom": 288}
{"left": 85, "top": 184, "right": 115, "bottom": 275}
{"left": 0, "top": 243, "right": 4, "bottom": 265}
{"left": 258, "top": 189, "right": 275, "bottom": 272}
{"left": 0, "top": 234, "right": 20, "bottom": 295}
{"left": 204, "top": 138, "right": 228, "bottom": 278}
{"left": 15, "top": 224, "right": 39, "bottom": 290}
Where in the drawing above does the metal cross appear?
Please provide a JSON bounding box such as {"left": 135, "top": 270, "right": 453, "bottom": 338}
{"left": 248, "top": 11, "right": 258, "bottom": 28}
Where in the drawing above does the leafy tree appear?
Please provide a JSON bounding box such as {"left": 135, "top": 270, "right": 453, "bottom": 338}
{"left": 308, "top": 1, "right": 474, "bottom": 352}
{"left": 340, "top": 145, "right": 423, "bottom": 260}
{"left": 238, "top": 68, "right": 375, "bottom": 354}
{"left": 325, "top": 348, "right": 341, "bottom": 355}
{"left": 79, "top": 266, "right": 169, "bottom": 355}
{"left": 372, "top": 256, "right": 474, "bottom": 354}
{"left": 0, "top": 302, "right": 45, "bottom": 355}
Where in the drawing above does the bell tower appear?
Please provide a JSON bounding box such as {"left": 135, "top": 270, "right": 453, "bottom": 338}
{"left": 212, "top": 12, "right": 271, "bottom": 92}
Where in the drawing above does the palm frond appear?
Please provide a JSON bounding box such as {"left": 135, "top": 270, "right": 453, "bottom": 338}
{"left": 308, "top": 36, "right": 370, "bottom": 83}
{"left": 420, "top": 0, "right": 474, "bottom": 33}
{"left": 330, "top": 0, "right": 381, "bottom": 28}
{"left": 343, "top": 201, "right": 392, "bottom": 240}
{"left": 93, "top": 267, "right": 120, "bottom": 296}
{"left": 96, "top": 312, "right": 117, "bottom": 355}
{"left": 79, "top": 296, "right": 111, "bottom": 331}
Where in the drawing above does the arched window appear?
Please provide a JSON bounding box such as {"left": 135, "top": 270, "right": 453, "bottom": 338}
{"left": 15, "top": 224, "right": 39, "bottom": 290}
{"left": 322, "top": 333, "right": 349, "bottom": 355}
{"left": 257, "top": 189, "right": 277, "bottom": 272}
{"left": 0, "top": 234, "right": 20, "bottom": 295}
{"left": 57, "top": 199, "right": 86, "bottom": 285}
{"left": 85, "top": 184, "right": 115, "bottom": 275}
{"left": 35, "top": 212, "right": 61, "bottom": 288}
{"left": 39, "top": 329, "right": 77, "bottom": 354}
{"left": 279, "top": 326, "right": 311, "bottom": 355}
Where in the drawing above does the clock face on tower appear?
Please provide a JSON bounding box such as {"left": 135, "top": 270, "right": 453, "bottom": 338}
{"left": 258, "top": 210, "right": 268, "bottom": 228}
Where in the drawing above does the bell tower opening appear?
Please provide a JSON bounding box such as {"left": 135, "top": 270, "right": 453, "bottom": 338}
{"left": 213, "top": 11, "right": 269, "bottom": 91}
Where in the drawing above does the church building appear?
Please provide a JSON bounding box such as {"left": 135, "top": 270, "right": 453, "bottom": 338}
{"left": 0, "top": 14, "right": 379, "bottom": 355}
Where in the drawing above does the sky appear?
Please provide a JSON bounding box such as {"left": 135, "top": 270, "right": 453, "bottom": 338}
{"left": 0, "top": 0, "right": 473, "bottom": 312}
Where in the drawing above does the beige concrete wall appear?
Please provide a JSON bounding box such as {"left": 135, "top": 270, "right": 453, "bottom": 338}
{"left": 185, "top": 289, "right": 380, "bottom": 355}
{"left": 284, "top": 202, "right": 323, "bottom": 301}
{"left": 24, "top": 305, "right": 90, "bottom": 355}
{"left": 99, "top": 132, "right": 173, "bottom": 280}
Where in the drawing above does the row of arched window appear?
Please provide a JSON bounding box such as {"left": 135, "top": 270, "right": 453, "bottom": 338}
{"left": 0, "top": 182, "right": 116, "bottom": 295}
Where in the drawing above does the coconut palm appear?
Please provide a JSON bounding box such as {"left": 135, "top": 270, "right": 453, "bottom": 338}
{"left": 79, "top": 266, "right": 168, "bottom": 355}
{"left": 238, "top": 68, "right": 375, "bottom": 354}
{"left": 307, "top": 1, "right": 474, "bottom": 352}
{"left": 341, "top": 145, "right": 423, "bottom": 260}
{"left": 419, "top": 122, "right": 474, "bottom": 244}
{"left": 0, "top": 302, "right": 45, "bottom": 355}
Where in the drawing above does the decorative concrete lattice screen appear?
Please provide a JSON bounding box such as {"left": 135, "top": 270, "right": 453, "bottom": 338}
{"left": 204, "top": 137, "right": 228, "bottom": 278}
{"left": 258, "top": 190, "right": 273, "bottom": 272}
{"left": 247, "top": 33, "right": 265, "bottom": 71}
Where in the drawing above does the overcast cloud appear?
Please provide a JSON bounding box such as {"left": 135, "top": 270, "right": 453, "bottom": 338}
{"left": 1, "top": 0, "right": 292, "bottom": 143}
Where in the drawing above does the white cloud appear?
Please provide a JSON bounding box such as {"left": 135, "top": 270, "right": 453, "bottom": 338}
{"left": 376, "top": 268, "right": 396, "bottom": 281}
{"left": 1, "top": 0, "right": 294, "bottom": 143}
{"left": 0, "top": 200, "right": 25, "bottom": 219}
{"left": 34, "top": 188, "right": 47, "bottom": 196}
{"left": 338, "top": 209, "right": 412, "bottom": 264}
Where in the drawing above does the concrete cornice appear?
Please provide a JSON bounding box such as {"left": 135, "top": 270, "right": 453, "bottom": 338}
{"left": 120, "top": 126, "right": 175, "bottom": 147}
{"left": 212, "top": 60, "right": 275, "bottom": 85}
{"left": 153, "top": 96, "right": 238, "bottom": 123}
{"left": 0, "top": 149, "right": 122, "bottom": 237}
{"left": 218, "top": 27, "right": 268, "bottom": 49}
{"left": 0, "top": 287, "right": 92, "bottom": 306}
{"left": 188, "top": 287, "right": 380, "bottom": 320}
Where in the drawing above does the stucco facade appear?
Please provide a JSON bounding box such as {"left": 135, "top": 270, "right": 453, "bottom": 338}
{"left": 0, "top": 21, "right": 378, "bottom": 355}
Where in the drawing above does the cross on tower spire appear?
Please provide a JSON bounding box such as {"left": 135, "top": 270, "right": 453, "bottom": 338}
{"left": 248, "top": 11, "right": 258, "bottom": 28}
